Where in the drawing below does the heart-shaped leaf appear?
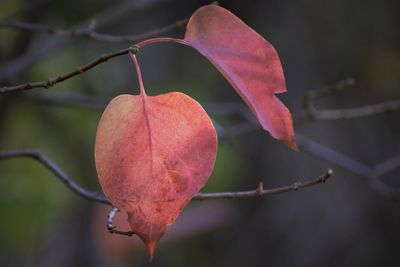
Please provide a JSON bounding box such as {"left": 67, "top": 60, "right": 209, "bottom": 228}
{"left": 95, "top": 54, "right": 217, "bottom": 259}
{"left": 184, "top": 4, "right": 296, "bottom": 149}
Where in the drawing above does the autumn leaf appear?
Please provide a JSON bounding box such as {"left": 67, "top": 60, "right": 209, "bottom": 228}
{"left": 94, "top": 54, "right": 217, "bottom": 259}
{"left": 184, "top": 4, "right": 296, "bottom": 149}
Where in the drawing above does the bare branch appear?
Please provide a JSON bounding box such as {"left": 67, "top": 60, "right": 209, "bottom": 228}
{"left": 210, "top": 120, "right": 400, "bottom": 199}
{"left": 0, "top": 149, "right": 109, "bottom": 204}
{"left": 11, "top": 80, "right": 399, "bottom": 198}
{"left": 193, "top": 169, "right": 333, "bottom": 200}
{"left": 296, "top": 133, "right": 400, "bottom": 199}
{"left": 295, "top": 133, "right": 372, "bottom": 177}
{"left": 0, "top": 46, "right": 138, "bottom": 93}
{"left": 373, "top": 155, "right": 400, "bottom": 178}
{"left": 366, "top": 155, "right": 400, "bottom": 199}
{"left": 304, "top": 78, "right": 355, "bottom": 101}
{"left": 309, "top": 100, "right": 400, "bottom": 120}
{"left": 0, "top": 0, "right": 163, "bottom": 81}
{"left": 303, "top": 78, "right": 400, "bottom": 120}
{"left": 16, "top": 91, "right": 398, "bottom": 200}
{"left": 0, "top": 18, "right": 188, "bottom": 94}
{"left": 0, "top": 18, "right": 188, "bottom": 43}
{"left": 0, "top": 149, "right": 333, "bottom": 204}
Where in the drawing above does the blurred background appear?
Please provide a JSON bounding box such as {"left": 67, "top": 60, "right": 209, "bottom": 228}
{"left": 0, "top": 0, "right": 399, "bottom": 266}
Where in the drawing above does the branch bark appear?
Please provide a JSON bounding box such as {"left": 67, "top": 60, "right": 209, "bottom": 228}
{"left": 0, "top": 18, "right": 187, "bottom": 43}
{"left": 0, "top": 149, "right": 109, "bottom": 203}
{"left": 0, "top": 149, "right": 333, "bottom": 203}
{"left": 0, "top": 47, "right": 138, "bottom": 93}
{"left": 303, "top": 78, "right": 400, "bottom": 120}
{"left": 193, "top": 169, "right": 332, "bottom": 200}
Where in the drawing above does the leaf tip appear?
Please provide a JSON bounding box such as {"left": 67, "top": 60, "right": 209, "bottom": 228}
{"left": 145, "top": 240, "right": 158, "bottom": 262}
{"left": 285, "top": 138, "right": 298, "bottom": 151}
{"left": 128, "top": 214, "right": 166, "bottom": 262}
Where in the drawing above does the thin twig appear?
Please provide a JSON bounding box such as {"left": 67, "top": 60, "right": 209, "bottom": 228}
{"left": 0, "top": 149, "right": 333, "bottom": 203}
{"left": 296, "top": 133, "right": 400, "bottom": 199}
{"left": 373, "top": 155, "right": 400, "bottom": 178}
{"left": 0, "top": 18, "right": 188, "bottom": 43}
{"left": 193, "top": 169, "right": 333, "bottom": 200}
{"left": 303, "top": 78, "right": 400, "bottom": 120}
{"left": 0, "top": 46, "right": 139, "bottom": 93}
{"left": 304, "top": 78, "right": 355, "bottom": 101}
{"left": 306, "top": 100, "right": 400, "bottom": 120}
{"left": 212, "top": 121, "right": 400, "bottom": 199}
{"left": 11, "top": 80, "right": 399, "bottom": 198}
{"left": 295, "top": 133, "right": 372, "bottom": 177}
{"left": 107, "top": 207, "right": 134, "bottom": 236}
{"left": 368, "top": 155, "right": 400, "bottom": 199}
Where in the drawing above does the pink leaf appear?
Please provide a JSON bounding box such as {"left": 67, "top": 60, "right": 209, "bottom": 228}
{"left": 95, "top": 54, "right": 217, "bottom": 260}
{"left": 184, "top": 4, "right": 296, "bottom": 149}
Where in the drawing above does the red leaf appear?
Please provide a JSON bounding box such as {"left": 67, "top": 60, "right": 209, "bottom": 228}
{"left": 95, "top": 55, "right": 217, "bottom": 259}
{"left": 184, "top": 5, "right": 296, "bottom": 149}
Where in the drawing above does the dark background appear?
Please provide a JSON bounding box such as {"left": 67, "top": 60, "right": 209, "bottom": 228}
{"left": 0, "top": 0, "right": 399, "bottom": 266}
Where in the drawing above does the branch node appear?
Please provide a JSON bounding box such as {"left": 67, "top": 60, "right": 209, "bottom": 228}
{"left": 45, "top": 79, "right": 54, "bottom": 88}
{"left": 321, "top": 168, "right": 333, "bottom": 182}
{"left": 293, "top": 182, "right": 301, "bottom": 191}
{"left": 129, "top": 45, "right": 140, "bottom": 54}
{"left": 256, "top": 181, "right": 264, "bottom": 194}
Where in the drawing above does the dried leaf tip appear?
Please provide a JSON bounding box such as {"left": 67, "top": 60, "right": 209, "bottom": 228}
{"left": 145, "top": 240, "right": 158, "bottom": 262}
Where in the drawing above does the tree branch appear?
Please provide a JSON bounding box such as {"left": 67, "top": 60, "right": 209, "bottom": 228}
{"left": 0, "top": 46, "right": 139, "bottom": 93}
{"left": 295, "top": 133, "right": 372, "bottom": 177}
{"left": 193, "top": 169, "right": 333, "bottom": 200}
{"left": 296, "top": 133, "right": 400, "bottom": 199}
{"left": 0, "top": 0, "right": 163, "bottom": 81}
{"left": 373, "top": 155, "right": 400, "bottom": 178}
{"left": 306, "top": 100, "right": 400, "bottom": 120}
{"left": 303, "top": 78, "right": 400, "bottom": 120}
{"left": 0, "top": 149, "right": 109, "bottom": 204}
{"left": 0, "top": 149, "right": 333, "bottom": 204}
{"left": 0, "top": 18, "right": 188, "bottom": 43}
{"left": 10, "top": 77, "right": 399, "bottom": 198}
{"left": 213, "top": 122, "right": 400, "bottom": 199}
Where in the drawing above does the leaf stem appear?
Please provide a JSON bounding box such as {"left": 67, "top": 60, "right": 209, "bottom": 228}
{"left": 136, "top": 37, "right": 190, "bottom": 48}
{"left": 0, "top": 38, "right": 189, "bottom": 94}
{"left": 129, "top": 52, "right": 146, "bottom": 95}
